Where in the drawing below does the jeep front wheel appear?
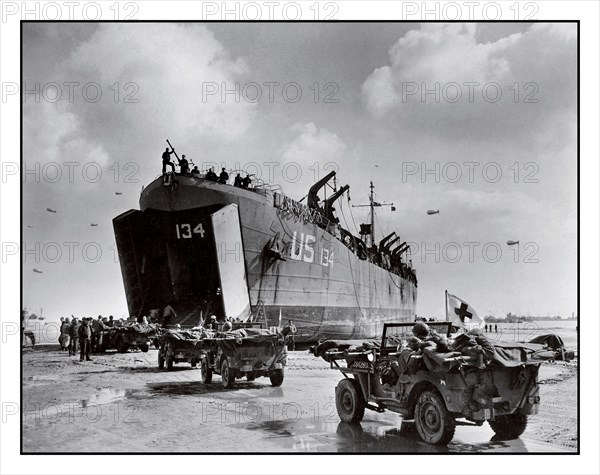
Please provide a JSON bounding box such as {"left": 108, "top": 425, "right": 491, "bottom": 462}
{"left": 335, "top": 378, "right": 365, "bottom": 423}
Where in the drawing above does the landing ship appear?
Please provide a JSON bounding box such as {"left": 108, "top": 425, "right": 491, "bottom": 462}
{"left": 113, "top": 166, "right": 417, "bottom": 343}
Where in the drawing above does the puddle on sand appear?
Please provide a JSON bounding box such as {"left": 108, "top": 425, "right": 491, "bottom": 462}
{"left": 24, "top": 375, "right": 58, "bottom": 382}
{"left": 231, "top": 416, "right": 541, "bottom": 453}
{"left": 235, "top": 418, "right": 440, "bottom": 452}
{"left": 80, "top": 388, "right": 138, "bottom": 408}
{"left": 147, "top": 380, "right": 280, "bottom": 397}
{"left": 147, "top": 382, "right": 207, "bottom": 396}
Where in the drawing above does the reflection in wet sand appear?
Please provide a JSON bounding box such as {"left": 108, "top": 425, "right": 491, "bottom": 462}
{"left": 80, "top": 388, "right": 137, "bottom": 408}
{"left": 231, "top": 416, "right": 547, "bottom": 453}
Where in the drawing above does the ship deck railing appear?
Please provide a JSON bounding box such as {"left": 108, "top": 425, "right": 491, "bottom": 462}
{"left": 152, "top": 170, "right": 283, "bottom": 195}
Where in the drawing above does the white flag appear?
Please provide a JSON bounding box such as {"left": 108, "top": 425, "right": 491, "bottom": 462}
{"left": 446, "top": 292, "right": 484, "bottom": 329}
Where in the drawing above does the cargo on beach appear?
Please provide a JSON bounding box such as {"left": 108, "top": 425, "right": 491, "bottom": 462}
{"left": 99, "top": 323, "right": 158, "bottom": 353}
{"left": 155, "top": 322, "right": 296, "bottom": 388}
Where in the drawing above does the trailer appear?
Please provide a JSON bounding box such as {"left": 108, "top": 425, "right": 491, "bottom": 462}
{"left": 155, "top": 327, "right": 207, "bottom": 370}
{"left": 313, "top": 322, "right": 567, "bottom": 445}
{"left": 99, "top": 323, "right": 158, "bottom": 353}
{"left": 200, "top": 322, "right": 294, "bottom": 388}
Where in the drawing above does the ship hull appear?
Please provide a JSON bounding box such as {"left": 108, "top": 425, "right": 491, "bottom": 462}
{"left": 114, "top": 176, "right": 417, "bottom": 342}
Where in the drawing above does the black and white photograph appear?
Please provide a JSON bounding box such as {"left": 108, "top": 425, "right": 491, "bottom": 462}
{"left": 2, "top": 1, "right": 599, "bottom": 473}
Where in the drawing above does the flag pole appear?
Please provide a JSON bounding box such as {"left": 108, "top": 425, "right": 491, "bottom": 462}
{"left": 445, "top": 290, "right": 448, "bottom": 321}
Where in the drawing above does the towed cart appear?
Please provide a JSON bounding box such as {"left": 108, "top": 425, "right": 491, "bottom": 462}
{"left": 312, "top": 322, "right": 570, "bottom": 445}
{"left": 155, "top": 327, "right": 207, "bottom": 370}
{"left": 200, "top": 322, "right": 295, "bottom": 388}
{"left": 99, "top": 323, "right": 158, "bottom": 353}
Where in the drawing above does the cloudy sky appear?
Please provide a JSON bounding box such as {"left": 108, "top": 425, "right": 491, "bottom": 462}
{"left": 22, "top": 22, "right": 577, "bottom": 322}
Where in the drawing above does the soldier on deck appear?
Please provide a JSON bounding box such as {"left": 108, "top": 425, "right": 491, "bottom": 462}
{"left": 191, "top": 165, "right": 200, "bottom": 175}
{"left": 205, "top": 168, "right": 218, "bottom": 181}
{"left": 241, "top": 174, "right": 252, "bottom": 188}
{"left": 178, "top": 154, "right": 189, "bottom": 174}
{"left": 233, "top": 173, "right": 242, "bottom": 187}
{"left": 161, "top": 147, "right": 176, "bottom": 174}
{"left": 218, "top": 167, "right": 229, "bottom": 184}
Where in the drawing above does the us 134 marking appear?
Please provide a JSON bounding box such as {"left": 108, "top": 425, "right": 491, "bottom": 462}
{"left": 290, "top": 231, "right": 334, "bottom": 268}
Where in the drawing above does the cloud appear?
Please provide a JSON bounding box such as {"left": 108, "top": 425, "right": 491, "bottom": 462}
{"left": 277, "top": 122, "right": 346, "bottom": 195}
{"left": 23, "top": 100, "right": 110, "bottom": 167}
{"left": 361, "top": 23, "right": 577, "bottom": 146}
{"left": 23, "top": 23, "right": 257, "bottom": 177}
{"left": 283, "top": 122, "right": 346, "bottom": 165}
{"left": 68, "top": 23, "right": 255, "bottom": 141}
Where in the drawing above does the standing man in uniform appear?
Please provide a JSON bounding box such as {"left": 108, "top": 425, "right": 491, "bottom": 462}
{"left": 241, "top": 174, "right": 252, "bottom": 188}
{"left": 205, "top": 168, "right": 218, "bottom": 181}
{"left": 91, "top": 315, "right": 100, "bottom": 351}
{"left": 218, "top": 167, "right": 229, "bottom": 184}
{"left": 78, "top": 318, "right": 93, "bottom": 362}
{"left": 162, "top": 303, "right": 177, "bottom": 327}
{"left": 92, "top": 315, "right": 105, "bottom": 352}
{"left": 233, "top": 173, "right": 242, "bottom": 187}
{"left": 60, "top": 317, "right": 71, "bottom": 352}
{"left": 162, "top": 147, "right": 176, "bottom": 174}
{"left": 178, "top": 154, "right": 189, "bottom": 174}
{"left": 69, "top": 317, "right": 80, "bottom": 356}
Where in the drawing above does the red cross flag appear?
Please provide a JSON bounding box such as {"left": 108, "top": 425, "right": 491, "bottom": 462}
{"left": 445, "top": 291, "right": 485, "bottom": 329}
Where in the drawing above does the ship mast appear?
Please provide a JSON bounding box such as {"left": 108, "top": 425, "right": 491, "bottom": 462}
{"left": 369, "top": 181, "right": 375, "bottom": 247}
{"left": 352, "top": 181, "right": 395, "bottom": 248}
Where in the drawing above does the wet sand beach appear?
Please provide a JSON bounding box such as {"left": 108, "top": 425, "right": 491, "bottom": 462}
{"left": 22, "top": 345, "right": 577, "bottom": 453}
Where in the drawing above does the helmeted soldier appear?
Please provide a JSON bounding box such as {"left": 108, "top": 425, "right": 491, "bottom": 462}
{"left": 205, "top": 168, "right": 218, "bottom": 181}
{"left": 78, "top": 318, "right": 93, "bottom": 361}
{"left": 178, "top": 154, "right": 189, "bottom": 174}
{"left": 161, "top": 147, "right": 175, "bottom": 174}
{"left": 218, "top": 167, "right": 229, "bottom": 184}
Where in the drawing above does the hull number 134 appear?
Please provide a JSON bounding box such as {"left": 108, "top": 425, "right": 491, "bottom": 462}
{"left": 175, "top": 223, "right": 205, "bottom": 239}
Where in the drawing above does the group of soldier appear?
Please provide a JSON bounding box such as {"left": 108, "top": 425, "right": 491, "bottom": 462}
{"left": 58, "top": 315, "right": 116, "bottom": 362}
{"left": 161, "top": 147, "right": 252, "bottom": 187}
{"left": 408, "top": 321, "right": 495, "bottom": 366}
